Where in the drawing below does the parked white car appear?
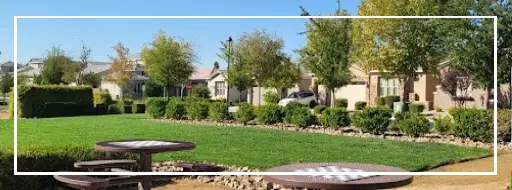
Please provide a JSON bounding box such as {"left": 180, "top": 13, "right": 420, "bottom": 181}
{"left": 278, "top": 90, "right": 318, "bottom": 108}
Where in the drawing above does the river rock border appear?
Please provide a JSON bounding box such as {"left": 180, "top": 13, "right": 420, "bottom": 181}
{"left": 151, "top": 118, "right": 512, "bottom": 152}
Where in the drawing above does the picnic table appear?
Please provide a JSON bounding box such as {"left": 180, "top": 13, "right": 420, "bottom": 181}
{"left": 95, "top": 139, "right": 196, "bottom": 190}
{"left": 263, "top": 163, "right": 413, "bottom": 190}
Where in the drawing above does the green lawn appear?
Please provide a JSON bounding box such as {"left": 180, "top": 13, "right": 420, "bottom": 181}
{"left": 0, "top": 114, "right": 491, "bottom": 170}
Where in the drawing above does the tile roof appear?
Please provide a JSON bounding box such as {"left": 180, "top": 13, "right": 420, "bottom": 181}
{"left": 191, "top": 68, "right": 216, "bottom": 80}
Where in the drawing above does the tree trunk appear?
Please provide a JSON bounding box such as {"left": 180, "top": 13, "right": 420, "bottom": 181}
{"left": 258, "top": 87, "right": 262, "bottom": 106}
{"left": 331, "top": 88, "right": 336, "bottom": 108}
{"left": 180, "top": 84, "right": 184, "bottom": 98}
{"left": 402, "top": 77, "right": 410, "bottom": 103}
{"left": 485, "top": 87, "right": 491, "bottom": 109}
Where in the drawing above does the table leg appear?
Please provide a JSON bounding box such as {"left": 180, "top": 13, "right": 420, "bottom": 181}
{"left": 140, "top": 153, "right": 152, "bottom": 190}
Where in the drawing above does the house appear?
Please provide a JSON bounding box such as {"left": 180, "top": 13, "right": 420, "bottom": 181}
{"left": 0, "top": 61, "right": 16, "bottom": 74}
{"left": 207, "top": 69, "right": 247, "bottom": 102}
{"left": 100, "top": 53, "right": 148, "bottom": 100}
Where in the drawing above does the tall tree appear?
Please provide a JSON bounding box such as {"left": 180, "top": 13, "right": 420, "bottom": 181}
{"left": 218, "top": 40, "right": 253, "bottom": 102}
{"left": 106, "top": 42, "right": 132, "bottom": 97}
{"left": 41, "top": 46, "right": 75, "bottom": 85}
{"left": 0, "top": 73, "right": 13, "bottom": 100}
{"left": 236, "top": 30, "right": 291, "bottom": 105}
{"left": 142, "top": 30, "right": 195, "bottom": 98}
{"left": 78, "top": 72, "right": 101, "bottom": 88}
{"left": 299, "top": 7, "right": 352, "bottom": 107}
{"left": 213, "top": 61, "right": 220, "bottom": 70}
{"left": 76, "top": 40, "right": 92, "bottom": 85}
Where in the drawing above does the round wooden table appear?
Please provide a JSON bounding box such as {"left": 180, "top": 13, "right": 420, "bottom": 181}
{"left": 95, "top": 139, "right": 195, "bottom": 190}
{"left": 263, "top": 163, "right": 413, "bottom": 190}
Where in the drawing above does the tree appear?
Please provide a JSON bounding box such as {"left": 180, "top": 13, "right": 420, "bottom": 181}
{"left": 440, "top": 69, "right": 473, "bottom": 107}
{"left": 236, "top": 30, "right": 292, "bottom": 105}
{"left": 0, "top": 73, "right": 13, "bottom": 100}
{"left": 41, "top": 46, "right": 76, "bottom": 85}
{"left": 106, "top": 42, "right": 132, "bottom": 98}
{"left": 141, "top": 30, "right": 195, "bottom": 98}
{"left": 218, "top": 40, "right": 253, "bottom": 102}
{"left": 352, "top": 0, "right": 447, "bottom": 102}
{"left": 17, "top": 74, "right": 29, "bottom": 86}
{"left": 213, "top": 61, "right": 220, "bottom": 70}
{"left": 78, "top": 72, "right": 101, "bottom": 88}
{"left": 298, "top": 6, "right": 352, "bottom": 107}
{"left": 144, "top": 78, "right": 163, "bottom": 97}
{"left": 76, "top": 40, "right": 92, "bottom": 85}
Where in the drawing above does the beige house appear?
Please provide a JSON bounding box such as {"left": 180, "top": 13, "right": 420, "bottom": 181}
{"left": 207, "top": 70, "right": 247, "bottom": 102}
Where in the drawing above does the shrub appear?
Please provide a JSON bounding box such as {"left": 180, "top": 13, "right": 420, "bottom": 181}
{"left": 375, "top": 97, "right": 386, "bottom": 106}
{"left": 165, "top": 97, "right": 186, "bottom": 119}
{"left": 190, "top": 84, "right": 211, "bottom": 99}
{"left": 93, "top": 90, "right": 113, "bottom": 105}
{"left": 186, "top": 98, "right": 209, "bottom": 120}
{"left": 132, "top": 103, "right": 146, "bottom": 114}
{"left": 434, "top": 116, "right": 453, "bottom": 135}
{"left": 447, "top": 106, "right": 458, "bottom": 116}
{"left": 213, "top": 98, "right": 227, "bottom": 103}
{"left": 263, "top": 91, "right": 280, "bottom": 104}
{"left": 17, "top": 85, "right": 93, "bottom": 118}
{"left": 107, "top": 104, "right": 121, "bottom": 114}
{"left": 385, "top": 95, "right": 400, "bottom": 109}
{"left": 334, "top": 99, "right": 348, "bottom": 108}
{"left": 209, "top": 102, "right": 229, "bottom": 121}
{"left": 289, "top": 106, "right": 315, "bottom": 127}
{"left": 256, "top": 103, "right": 283, "bottom": 124}
{"left": 95, "top": 103, "right": 108, "bottom": 114}
{"left": 0, "top": 147, "right": 136, "bottom": 190}
{"left": 320, "top": 108, "right": 350, "bottom": 129}
{"left": 146, "top": 98, "right": 168, "bottom": 118}
{"left": 396, "top": 113, "right": 430, "bottom": 137}
{"left": 115, "top": 101, "right": 131, "bottom": 114}
{"left": 8, "top": 91, "right": 14, "bottom": 118}
{"left": 234, "top": 103, "right": 254, "bottom": 124}
{"left": 41, "top": 102, "right": 79, "bottom": 117}
{"left": 435, "top": 107, "right": 442, "bottom": 112}
{"left": 284, "top": 102, "right": 306, "bottom": 123}
{"left": 409, "top": 103, "right": 425, "bottom": 113}
{"left": 313, "top": 105, "right": 327, "bottom": 114}
{"left": 78, "top": 104, "right": 95, "bottom": 115}
{"left": 498, "top": 109, "right": 511, "bottom": 143}
{"left": 354, "top": 101, "right": 367, "bottom": 110}
{"left": 352, "top": 106, "right": 393, "bottom": 134}
{"left": 451, "top": 108, "right": 493, "bottom": 143}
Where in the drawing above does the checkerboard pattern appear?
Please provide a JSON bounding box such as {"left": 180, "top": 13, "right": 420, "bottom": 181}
{"left": 109, "top": 141, "right": 180, "bottom": 148}
{"left": 294, "top": 165, "right": 378, "bottom": 182}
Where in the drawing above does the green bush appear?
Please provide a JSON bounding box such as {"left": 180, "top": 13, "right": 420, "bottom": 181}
{"left": 334, "top": 99, "right": 348, "bottom": 108}
{"left": 107, "top": 104, "right": 121, "bottom": 114}
{"left": 209, "top": 102, "right": 229, "bottom": 121}
{"left": 186, "top": 97, "right": 209, "bottom": 120}
{"left": 375, "top": 97, "right": 386, "bottom": 106}
{"left": 409, "top": 103, "right": 425, "bottom": 113}
{"left": 146, "top": 98, "right": 168, "bottom": 118}
{"left": 0, "top": 147, "right": 136, "bottom": 190}
{"left": 132, "top": 103, "right": 146, "bottom": 113}
{"left": 284, "top": 102, "right": 306, "bottom": 123}
{"left": 263, "top": 91, "right": 280, "bottom": 104}
{"left": 165, "top": 97, "right": 186, "bottom": 119}
{"left": 434, "top": 116, "right": 453, "bottom": 135}
{"left": 435, "top": 107, "right": 442, "bottom": 112}
{"left": 289, "top": 105, "right": 315, "bottom": 127}
{"left": 385, "top": 95, "right": 400, "bottom": 109}
{"left": 93, "top": 90, "right": 113, "bottom": 105}
{"left": 8, "top": 91, "right": 14, "bottom": 118}
{"left": 234, "top": 103, "right": 254, "bottom": 124}
{"left": 115, "top": 101, "right": 132, "bottom": 114}
{"left": 213, "top": 98, "right": 227, "bottom": 103}
{"left": 17, "top": 85, "right": 93, "bottom": 118}
{"left": 41, "top": 102, "right": 79, "bottom": 117}
{"left": 320, "top": 108, "right": 350, "bottom": 129}
{"left": 396, "top": 113, "right": 430, "bottom": 137}
{"left": 450, "top": 108, "right": 493, "bottom": 143}
{"left": 354, "top": 101, "right": 367, "bottom": 110}
{"left": 95, "top": 103, "right": 108, "bottom": 114}
{"left": 313, "top": 105, "right": 327, "bottom": 114}
{"left": 256, "top": 103, "right": 283, "bottom": 124}
{"left": 190, "top": 84, "right": 211, "bottom": 99}
{"left": 498, "top": 109, "right": 511, "bottom": 143}
{"left": 352, "top": 106, "right": 393, "bottom": 134}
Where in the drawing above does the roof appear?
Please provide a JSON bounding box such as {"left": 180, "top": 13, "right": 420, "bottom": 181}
{"left": 191, "top": 68, "right": 217, "bottom": 80}
{"left": 18, "top": 66, "right": 41, "bottom": 76}
{"left": 83, "top": 63, "right": 111, "bottom": 74}
{"left": 127, "top": 53, "right": 141, "bottom": 61}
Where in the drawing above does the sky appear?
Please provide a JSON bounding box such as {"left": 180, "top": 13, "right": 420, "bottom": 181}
{"left": 0, "top": 0, "right": 361, "bottom": 69}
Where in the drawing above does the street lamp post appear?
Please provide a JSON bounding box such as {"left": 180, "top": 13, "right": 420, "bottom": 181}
{"left": 227, "top": 37, "right": 233, "bottom": 107}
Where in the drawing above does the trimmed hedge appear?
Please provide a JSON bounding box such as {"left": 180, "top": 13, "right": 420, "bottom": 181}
{"left": 334, "top": 99, "right": 348, "bottom": 108}
{"left": 42, "top": 102, "right": 79, "bottom": 117}
{"left": 313, "top": 105, "right": 327, "bottom": 114}
{"left": 284, "top": 102, "right": 314, "bottom": 127}
{"left": 95, "top": 103, "right": 108, "bottom": 115}
{"left": 498, "top": 109, "right": 511, "bottom": 143}
{"left": 396, "top": 113, "right": 430, "bottom": 137}
{"left": 185, "top": 97, "right": 209, "bottom": 120}
{"left": 320, "top": 108, "right": 350, "bottom": 129}
{"left": 409, "top": 103, "right": 425, "bottom": 113}
{"left": 146, "top": 98, "right": 168, "bottom": 118}
{"left": 209, "top": 102, "right": 229, "bottom": 121}
{"left": 434, "top": 116, "right": 453, "bottom": 135}
{"left": 284, "top": 102, "right": 306, "bottom": 123}
{"left": 385, "top": 95, "right": 400, "bottom": 109}
{"left": 132, "top": 103, "right": 146, "bottom": 113}
{"left": 352, "top": 106, "right": 393, "bottom": 134}
{"left": 450, "top": 108, "right": 493, "bottom": 143}
{"left": 93, "top": 90, "right": 113, "bottom": 105}
{"left": 354, "top": 101, "right": 367, "bottom": 110}
{"left": 17, "top": 85, "right": 93, "bottom": 118}
{"left": 256, "top": 103, "right": 283, "bottom": 124}
{"left": 263, "top": 91, "right": 280, "bottom": 104}
{"left": 107, "top": 104, "right": 121, "bottom": 114}
{"left": 375, "top": 97, "right": 386, "bottom": 106}
{"left": 8, "top": 91, "right": 13, "bottom": 118}
{"left": 0, "top": 147, "right": 137, "bottom": 190}
{"left": 234, "top": 103, "right": 254, "bottom": 124}
{"left": 166, "top": 97, "right": 186, "bottom": 119}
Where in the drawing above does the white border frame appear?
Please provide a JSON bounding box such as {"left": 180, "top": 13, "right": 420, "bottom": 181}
{"left": 13, "top": 15, "right": 498, "bottom": 176}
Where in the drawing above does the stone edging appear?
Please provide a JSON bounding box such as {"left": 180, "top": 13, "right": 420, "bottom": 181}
{"left": 150, "top": 118, "right": 512, "bottom": 151}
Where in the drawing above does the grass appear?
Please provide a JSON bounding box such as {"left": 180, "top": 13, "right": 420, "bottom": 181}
{"left": 0, "top": 114, "right": 491, "bottom": 170}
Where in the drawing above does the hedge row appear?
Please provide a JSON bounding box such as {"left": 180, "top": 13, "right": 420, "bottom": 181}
{"left": 0, "top": 147, "right": 137, "bottom": 190}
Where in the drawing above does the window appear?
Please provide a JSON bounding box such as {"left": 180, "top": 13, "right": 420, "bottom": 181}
{"left": 379, "top": 78, "right": 399, "bottom": 96}
{"left": 215, "top": 81, "right": 226, "bottom": 96}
